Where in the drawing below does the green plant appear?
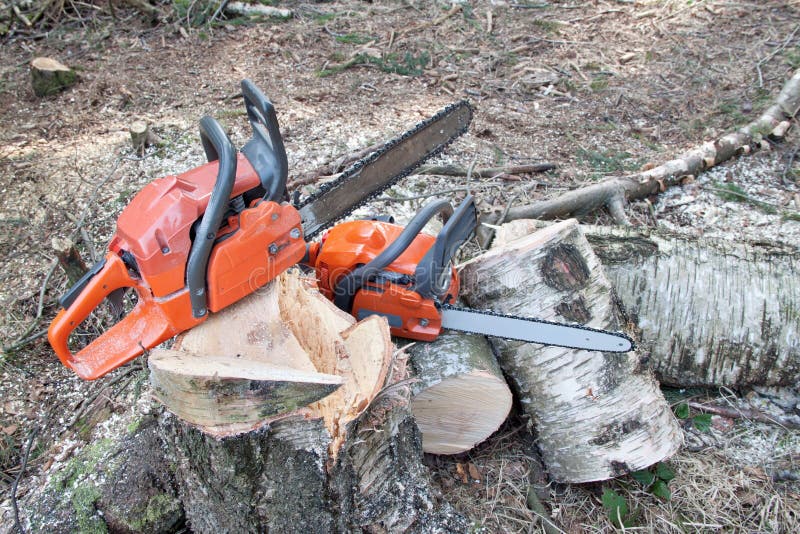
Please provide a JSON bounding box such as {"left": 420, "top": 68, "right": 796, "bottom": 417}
{"left": 334, "top": 32, "right": 372, "bottom": 45}
{"left": 601, "top": 488, "right": 636, "bottom": 528}
{"left": 318, "top": 51, "right": 430, "bottom": 78}
{"left": 576, "top": 147, "right": 637, "bottom": 175}
{"left": 631, "top": 462, "right": 675, "bottom": 501}
{"left": 532, "top": 19, "right": 561, "bottom": 33}
{"left": 674, "top": 402, "right": 713, "bottom": 432}
{"left": 785, "top": 47, "right": 800, "bottom": 69}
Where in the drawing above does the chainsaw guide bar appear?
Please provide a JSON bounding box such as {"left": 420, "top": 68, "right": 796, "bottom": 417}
{"left": 439, "top": 304, "right": 634, "bottom": 353}
{"left": 297, "top": 100, "right": 473, "bottom": 239}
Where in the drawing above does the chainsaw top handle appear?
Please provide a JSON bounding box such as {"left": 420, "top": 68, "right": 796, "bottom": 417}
{"left": 187, "top": 116, "right": 237, "bottom": 318}
{"left": 240, "top": 79, "right": 288, "bottom": 202}
{"left": 333, "top": 198, "right": 455, "bottom": 312}
{"left": 414, "top": 195, "right": 477, "bottom": 300}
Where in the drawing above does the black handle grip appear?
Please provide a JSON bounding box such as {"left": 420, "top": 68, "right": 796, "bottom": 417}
{"left": 333, "top": 199, "right": 454, "bottom": 312}
{"left": 187, "top": 116, "right": 238, "bottom": 318}
{"left": 240, "top": 79, "right": 288, "bottom": 202}
{"left": 414, "top": 195, "right": 477, "bottom": 300}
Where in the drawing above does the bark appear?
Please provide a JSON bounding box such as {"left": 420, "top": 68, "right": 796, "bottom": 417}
{"left": 51, "top": 236, "right": 87, "bottom": 286}
{"left": 407, "top": 332, "right": 513, "bottom": 454}
{"left": 496, "top": 220, "right": 800, "bottom": 387}
{"left": 459, "top": 219, "right": 682, "bottom": 483}
{"left": 30, "top": 57, "right": 77, "bottom": 97}
{"left": 479, "top": 67, "right": 800, "bottom": 244}
{"left": 155, "top": 271, "right": 466, "bottom": 531}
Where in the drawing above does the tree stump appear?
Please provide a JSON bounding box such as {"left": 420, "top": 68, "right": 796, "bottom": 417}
{"left": 408, "top": 333, "right": 512, "bottom": 454}
{"left": 496, "top": 220, "right": 800, "bottom": 387}
{"left": 460, "top": 219, "right": 682, "bottom": 483}
{"left": 129, "top": 121, "right": 162, "bottom": 154}
{"left": 51, "top": 236, "right": 87, "bottom": 286}
{"left": 30, "top": 57, "right": 77, "bottom": 97}
{"left": 153, "top": 270, "right": 466, "bottom": 531}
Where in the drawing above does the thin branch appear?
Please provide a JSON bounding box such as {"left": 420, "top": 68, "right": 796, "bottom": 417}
{"left": 687, "top": 401, "right": 799, "bottom": 430}
{"left": 11, "top": 426, "right": 40, "bottom": 534}
{"left": 2, "top": 260, "right": 58, "bottom": 354}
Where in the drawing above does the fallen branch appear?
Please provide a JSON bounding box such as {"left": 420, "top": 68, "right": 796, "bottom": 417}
{"left": 687, "top": 401, "right": 799, "bottom": 429}
{"left": 11, "top": 426, "right": 39, "bottom": 534}
{"left": 287, "top": 142, "right": 383, "bottom": 189}
{"left": 416, "top": 163, "right": 556, "bottom": 178}
{"left": 480, "top": 68, "right": 800, "bottom": 243}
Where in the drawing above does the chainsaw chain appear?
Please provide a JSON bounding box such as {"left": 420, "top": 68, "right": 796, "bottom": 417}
{"left": 440, "top": 303, "right": 636, "bottom": 352}
{"left": 296, "top": 100, "right": 473, "bottom": 239}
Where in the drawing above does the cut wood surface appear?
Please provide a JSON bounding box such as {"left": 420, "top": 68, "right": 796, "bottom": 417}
{"left": 152, "top": 270, "right": 391, "bottom": 443}
{"left": 30, "top": 57, "right": 76, "bottom": 97}
{"left": 460, "top": 219, "right": 682, "bottom": 483}
{"left": 148, "top": 349, "right": 343, "bottom": 431}
{"left": 496, "top": 220, "right": 800, "bottom": 387}
{"left": 408, "top": 333, "right": 512, "bottom": 455}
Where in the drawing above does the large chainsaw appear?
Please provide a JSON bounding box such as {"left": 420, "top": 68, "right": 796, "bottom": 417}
{"left": 48, "top": 80, "right": 472, "bottom": 379}
{"left": 307, "top": 196, "right": 633, "bottom": 352}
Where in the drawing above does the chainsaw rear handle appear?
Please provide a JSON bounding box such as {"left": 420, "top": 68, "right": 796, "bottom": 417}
{"left": 241, "top": 79, "right": 288, "bottom": 202}
{"left": 414, "top": 195, "right": 477, "bottom": 300}
{"left": 188, "top": 116, "right": 237, "bottom": 318}
{"left": 332, "top": 198, "right": 454, "bottom": 312}
{"left": 47, "top": 252, "right": 164, "bottom": 380}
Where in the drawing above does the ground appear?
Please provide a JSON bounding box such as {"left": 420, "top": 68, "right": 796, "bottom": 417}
{"left": 1, "top": 0, "right": 799, "bottom": 532}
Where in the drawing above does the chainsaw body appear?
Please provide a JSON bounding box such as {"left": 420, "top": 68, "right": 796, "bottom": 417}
{"left": 309, "top": 197, "right": 476, "bottom": 341}
{"left": 48, "top": 81, "right": 306, "bottom": 380}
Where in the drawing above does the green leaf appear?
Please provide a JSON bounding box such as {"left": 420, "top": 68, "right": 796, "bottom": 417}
{"left": 651, "top": 480, "right": 672, "bottom": 501}
{"left": 601, "top": 489, "right": 628, "bottom": 528}
{"left": 631, "top": 470, "right": 655, "bottom": 487}
{"left": 654, "top": 462, "right": 675, "bottom": 482}
{"left": 674, "top": 402, "right": 689, "bottom": 419}
{"left": 692, "top": 413, "right": 713, "bottom": 432}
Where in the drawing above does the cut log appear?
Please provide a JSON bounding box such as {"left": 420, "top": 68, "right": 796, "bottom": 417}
{"left": 154, "top": 270, "right": 466, "bottom": 530}
{"left": 408, "top": 333, "right": 512, "bottom": 454}
{"left": 496, "top": 220, "right": 800, "bottom": 387}
{"left": 30, "top": 57, "right": 77, "bottom": 97}
{"left": 149, "top": 349, "right": 343, "bottom": 431}
{"left": 224, "top": 2, "right": 293, "bottom": 19}
{"left": 459, "top": 219, "right": 682, "bottom": 483}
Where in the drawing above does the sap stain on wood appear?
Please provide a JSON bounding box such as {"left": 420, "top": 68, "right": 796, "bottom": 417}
{"left": 541, "top": 244, "right": 590, "bottom": 291}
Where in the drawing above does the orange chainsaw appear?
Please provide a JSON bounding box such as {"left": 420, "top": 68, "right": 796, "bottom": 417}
{"left": 307, "top": 195, "right": 633, "bottom": 352}
{"left": 48, "top": 80, "right": 473, "bottom": 379}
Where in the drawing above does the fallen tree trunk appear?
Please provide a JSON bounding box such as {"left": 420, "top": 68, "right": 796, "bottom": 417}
{"left": 479, "top": 67, "right": 800, "bottom": 244}
{"left": 407, "top": 333, "right": 512, "bottom": 455}
{"left": 460, "top": 220, "right": 682, "bottom": 483}
{"left": 496, "top": 220, "right": 800, "bottom": 387}
{"left": 153, "top": 271, "right": 465, "bottom": 531}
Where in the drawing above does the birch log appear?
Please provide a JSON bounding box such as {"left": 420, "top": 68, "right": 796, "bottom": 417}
{"left": 460, "top": 220, "right": 682, "bottom": 483}
{"left": 154, "top": 271, "right": 466, "bottom": 531}
{"left": 408, "top": 333, "right": 512, "bottom": 454}
{"left": 496, "top": 220, "right": 800, "bottom": 387}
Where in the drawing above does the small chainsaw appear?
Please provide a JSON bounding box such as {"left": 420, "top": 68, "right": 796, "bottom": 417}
{"left": 307, "top": 196, "right": 633, "bottom": 352}
{"left": 48, "top": 80, "right": 472, "bottom": 379}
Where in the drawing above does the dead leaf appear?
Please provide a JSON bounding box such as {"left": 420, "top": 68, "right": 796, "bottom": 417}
{"left": 2, "top": 424, "right": 18, "bottom": 435}
{"left": 468, "top": 462, "right": 481, "bottom": 482}
{"left": 455, "top": 462, "right": 469, "bottom": 484}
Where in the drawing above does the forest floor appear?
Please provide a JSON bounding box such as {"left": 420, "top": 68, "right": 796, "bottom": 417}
{"left": 1, "top": 0, "right": 800, "bottom": 532}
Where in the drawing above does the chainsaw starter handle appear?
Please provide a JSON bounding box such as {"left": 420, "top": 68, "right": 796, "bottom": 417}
{"left": 333, "top": 198, "right": 454, "bottom": 312}
{"left": 47, "top": 252, "right": 157, "bottom": 379}
{"left": 414, "top": 195, "right": 477, "bottom": 300}
{"left": 240, "top": 79, "right": 288, "bottom": 202}
{"left": 187, "top": 116, "right": 237, "bottom": 318}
